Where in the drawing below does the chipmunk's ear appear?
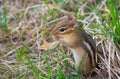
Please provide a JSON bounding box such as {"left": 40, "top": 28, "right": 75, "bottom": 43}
{"left": 69, "top": 18, "right": 78, "bottom": 29}
{"left": 68, "top": 12, "right": 75, "bottom": 20}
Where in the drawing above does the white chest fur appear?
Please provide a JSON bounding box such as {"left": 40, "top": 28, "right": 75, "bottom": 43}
{"left": 70, "top": 49, "right": 82, "bottom": 65}
{"left": 70, "top": 47, "right": 91, "bottom": 71}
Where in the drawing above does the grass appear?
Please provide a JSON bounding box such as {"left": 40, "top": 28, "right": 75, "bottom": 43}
{"left": 107, "top": 0, "right": 120, "bottom": 44}
{"left": 0, "top": 0, "right": 120, "bottom": 79}
{"left": 0, "top": 7, "right": 7, "bottom": 31}
{"left": 16, "top": 45, "right": 41, "bottom": 79}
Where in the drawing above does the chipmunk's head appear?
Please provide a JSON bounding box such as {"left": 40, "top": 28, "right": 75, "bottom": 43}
{"left": 52, "top": 13, "right": 80, "bottom": 48}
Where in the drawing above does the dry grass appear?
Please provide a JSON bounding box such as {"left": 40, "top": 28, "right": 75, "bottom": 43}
{"left": 0, "top": 0, "right": 120, "bottom": 79}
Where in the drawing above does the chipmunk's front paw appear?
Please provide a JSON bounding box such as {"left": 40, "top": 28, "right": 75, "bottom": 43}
{"left": 40, "top": 41, "right": 59, "bottom": 50}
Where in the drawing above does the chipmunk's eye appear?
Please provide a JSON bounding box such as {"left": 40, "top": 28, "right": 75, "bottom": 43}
{"left": 59, "top": 27, "right": 66, "bottom": 32}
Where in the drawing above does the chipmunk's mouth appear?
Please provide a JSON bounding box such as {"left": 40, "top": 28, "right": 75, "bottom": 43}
{"left": 54, "top": 36, "right": 63, "bottom": 41}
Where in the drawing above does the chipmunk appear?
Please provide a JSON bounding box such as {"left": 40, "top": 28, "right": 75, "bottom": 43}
{"left": 51, "top": 13, "right": 97, "bottom": 76}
